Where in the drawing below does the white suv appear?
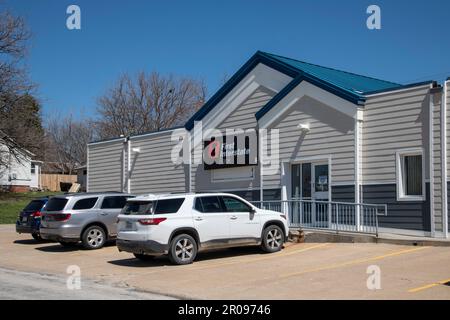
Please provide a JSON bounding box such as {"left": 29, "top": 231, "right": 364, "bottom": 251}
{"left": 116, "top": 193, "right": 289, "bottom": 265}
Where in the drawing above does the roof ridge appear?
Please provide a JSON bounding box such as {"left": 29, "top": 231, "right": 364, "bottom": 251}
{"left": 259, "top": 51, "right": 401, "bottom": 88}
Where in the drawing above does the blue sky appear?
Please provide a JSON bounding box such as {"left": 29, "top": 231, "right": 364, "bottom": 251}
{"left": 5, "top": 0, "right": 450, "bottom": 119}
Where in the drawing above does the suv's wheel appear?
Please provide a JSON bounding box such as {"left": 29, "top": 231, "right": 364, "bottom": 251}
{"left": 169, "top": 234, "right": 197, "bottom": 265}
{"left": 261, "top": 225, "right": 284, "bottom": 253}
{"left": 133, "top": 253, "right": 155, "bottom": 261}
{"left": 81, "top": 225, "right": 106, "bottom": 250}
{"left": 31, "top": 232, "right": 42, "bottom": 241}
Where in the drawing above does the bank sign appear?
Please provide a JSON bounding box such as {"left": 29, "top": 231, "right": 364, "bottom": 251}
{"left": 203, "top": 131, "right": 258, "bottom": 170}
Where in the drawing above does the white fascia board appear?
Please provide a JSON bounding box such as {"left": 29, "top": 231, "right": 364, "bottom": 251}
{"left": 258, "top": 81, "right": 359, "bottom": 129}
{"left": 129, "top": 128, "right": 182, "bottom": 140}
{"left": 88, "top": 137, "right": 127, "bottom": 147}
{"left": 364, "top": 83, "right": 432, "bottom": 98}
{"left": 190, "top": 63, "right": 292, "bottom": 149}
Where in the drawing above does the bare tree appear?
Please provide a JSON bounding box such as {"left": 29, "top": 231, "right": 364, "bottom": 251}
{"left": 95, "top": 71, "right": 206, "bottom": 139}
{"left": 0, "top": 10, "right": 38, "bottom": 168}
{"left": 45, "top": 115, "right": 96, "bottom": 174}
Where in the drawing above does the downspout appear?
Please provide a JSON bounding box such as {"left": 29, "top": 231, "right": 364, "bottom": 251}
{"left": 127, "top": 137, "right": 131, "bottom": 194}
{"left": 429, "top": 85, "right": 435, "bottom": 238}
{"left": 86, "top": 145, "right": 89, "bottom": 192}
{"left": 443, "top": 80, "right": 449, "bottom": 239}
{"left": 259, "top": 129, "right": 264, "bottom": 202}
{"left": 355, "top": 110, "right": 362, "bottom": 231}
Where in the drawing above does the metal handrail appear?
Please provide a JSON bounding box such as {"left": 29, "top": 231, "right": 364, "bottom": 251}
{"left": 250, "top": 199, "right": 387, "bottom": 236}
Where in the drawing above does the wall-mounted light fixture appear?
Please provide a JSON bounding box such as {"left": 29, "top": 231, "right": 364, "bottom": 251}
{"left": 297, "top": 123, "right": 310, "bottom": 132}
{"left": 132, "top": 147, "right": 141, "bottom": 153}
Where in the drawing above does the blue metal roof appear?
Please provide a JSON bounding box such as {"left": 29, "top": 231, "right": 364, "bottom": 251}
{"left": 260, "top": 51, "right": 402, "bottom": 96}
{"left": 184, "top": 51, "right": 418, "bottom": 130}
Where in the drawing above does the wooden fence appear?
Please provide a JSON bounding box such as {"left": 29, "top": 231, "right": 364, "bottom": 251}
{"left": 40, "top": 174, "right": 77, "bottom": 192}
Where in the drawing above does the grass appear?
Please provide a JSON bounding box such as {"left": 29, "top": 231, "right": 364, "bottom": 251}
{"left": 0, "top": 191, "right": 60, "bottom": 224}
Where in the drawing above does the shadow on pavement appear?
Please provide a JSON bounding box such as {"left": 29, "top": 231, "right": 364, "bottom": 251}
{"left": 108, "top": 246, "right": 267, "bottom": 268}
{"left": 13, "top": 239, "right": 52, "bottom": 245}
{"left": 34, "top": 244, "right": 81, "bottom": 252}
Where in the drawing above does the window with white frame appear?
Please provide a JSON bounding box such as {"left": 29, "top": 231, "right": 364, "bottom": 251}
{"left": 396, "top": 149, "right": 425, "bottom": 201}
{"left": 31, "top": 163, "right": 36, "bottom": 174}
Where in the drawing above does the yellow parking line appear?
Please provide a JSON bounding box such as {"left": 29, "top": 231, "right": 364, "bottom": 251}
{"left": 408, "top": 278, "right": 450, "bottom": 293}
{"left": 280, "top": 246, "right": 430, "bottom": 279}
{"left": 189, "top": 243, "right": 331, "bottom": 271}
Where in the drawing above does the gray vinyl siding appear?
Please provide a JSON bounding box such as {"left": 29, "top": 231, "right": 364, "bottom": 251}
{"left": 224, "top": 188, "right": 281, "bottom": 202}
{"left": 362, "top": 184, "right": 431, "bottom": 231}
{"left": 129, "top": 130, "right": 188, "bottom": 194}
{"left": 448, "top": 182, "right": 450, "bottom": 231}
{"left": 446, "top": 81, "right": 450, "bottom": 233}
{"left": 332, "top": 185, "right": 355, "bottom": 203}
{"left": 88, "top": 139, "right": 125, "bottom": 192}
{"left": 432, "top": 93, "right": 443, "bottom": 232}
{"left": 192, "top": 86, "right": 274, "bottom": 192}
{"left": 265, "top": 95, "right": 356, "bottom": 189}
{"left": 362, "top": 85, "right": 430, "bottom": 183}
{"left": 218, "top": 87, "right": 274, "bottom": 130}
{"left": 447, "top": 81, "right": 450, "bottom": 179}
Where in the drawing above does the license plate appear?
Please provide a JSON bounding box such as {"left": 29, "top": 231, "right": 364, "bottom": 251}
{"left": 125, "top": 221, "right": 135, "bottom": 230}
{"left": 22, "top": 216, "right": 28, "bottom": 223}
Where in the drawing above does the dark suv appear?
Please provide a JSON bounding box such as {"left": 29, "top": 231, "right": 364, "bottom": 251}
{"left": 16, "top": 197, "right": 49, "bottom": 240}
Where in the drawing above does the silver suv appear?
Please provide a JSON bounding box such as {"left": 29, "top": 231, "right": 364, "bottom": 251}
{"left": 40, "top": 192, "right": 134, "bottom": 249}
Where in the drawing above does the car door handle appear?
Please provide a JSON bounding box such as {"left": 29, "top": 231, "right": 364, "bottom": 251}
{"left": 100, "top": 213, "right": 109, "bottom": 216}
{"left": 230, "top": 216, "right": 237, "bottom": 220}
{"left": 195, "top": 217, "right": 203, "bottom": 221}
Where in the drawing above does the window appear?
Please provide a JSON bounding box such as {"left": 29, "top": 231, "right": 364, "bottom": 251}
{"left": 195, "top": 196, "right": 223, "bottom": 213}
{"left": 44, "top": 198, "right": 68, "bottom": 211}
{"left": 396, "top": 149, "right": 425, "bottom": 201}
{"left": 73, "top": 197, "right": 98, "bottom": 210}
{"left": 121, "top": 201, "right": 153, "bottom": 215}
{"left": 24, "top": 200, "right": 46, "bottom": 212}
{"left": 101, "top": 196, "right": 128, "bottom": 209}
{"left": 154, "top": 199, "right": 185, "bottom": 214}
{"left": 222, "top": 196, "right": 251, "bottom": 212}
{"left": 31, "top": 164, "right": 35, "bottom": 174}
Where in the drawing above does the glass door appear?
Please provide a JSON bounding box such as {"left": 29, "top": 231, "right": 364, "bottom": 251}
{"left": 312, "top": 164, "right": 329, "bottom": 201}
{"left": 291, "top": 162, "right": 329, "bottom": 227}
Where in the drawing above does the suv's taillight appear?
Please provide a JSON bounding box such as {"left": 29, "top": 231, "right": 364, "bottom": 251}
{"left": 31, "top": 211, "right": 42, "bottom": 217}
{"left": 45, "top": 213, "right": 71, "bottom": 222}
{"left": 138, "top": 218, "right": 166, "bottom": 225}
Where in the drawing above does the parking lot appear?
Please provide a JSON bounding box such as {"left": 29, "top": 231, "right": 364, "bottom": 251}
{"left": 1, "top": 225, "right": 450, "bottom": 299}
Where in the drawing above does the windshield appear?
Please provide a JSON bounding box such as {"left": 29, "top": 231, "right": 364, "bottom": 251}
{"left": 121, "top": 201, "right": 153, "bottom": 215}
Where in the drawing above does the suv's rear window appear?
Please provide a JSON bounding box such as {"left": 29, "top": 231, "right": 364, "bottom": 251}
{"left": 121, "top": 201, "right": 153, "bottom": 215}
{"left": 24, "top": 200, "right": 45, "bottom": 212}
{"left": 73, "top": 197, "right": 98, "bottom": 210}
{"left": 44, "top": 198, "right": 68, "bottom": 211}
{"left": 154, "top": 199, "right": 184, "bottom": 214}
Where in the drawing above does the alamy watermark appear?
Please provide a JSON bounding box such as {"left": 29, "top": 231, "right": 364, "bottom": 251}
{"left": 366, "top": 5, "right": 381, "bottom": 30}
{"left": 170, "top": 121, "right": 280, "bottom": 176}
{"left": 66, "top": 265, "right": 81, "bottom": 290}
{"left": 366, "top": 265, "right": 381, "bottom": 290}
{"left": 66, "top": 5, "right": 81, "bottom": 30}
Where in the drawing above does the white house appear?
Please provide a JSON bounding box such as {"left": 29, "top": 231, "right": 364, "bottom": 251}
{"left": 0, "top": 134, "right": 41, "bottom": 192}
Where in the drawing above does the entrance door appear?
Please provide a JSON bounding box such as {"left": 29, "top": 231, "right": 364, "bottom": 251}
{"left": 291, "top": 162, "right": 330, "bottom": 227}
{"left": 312, "top": 163, "right": 329, "bottom": 227}
{"left": 312, "top": 163, "right": 329, "bottom": 201}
